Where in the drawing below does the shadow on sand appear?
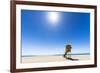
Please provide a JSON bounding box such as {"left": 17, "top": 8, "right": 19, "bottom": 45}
{"left": 63, "top": 56, "right": 79, "bottom": 61}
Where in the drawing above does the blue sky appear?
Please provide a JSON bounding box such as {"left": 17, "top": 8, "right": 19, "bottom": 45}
{"left": 21, "top": 10, "right": 90, "bottom": 56}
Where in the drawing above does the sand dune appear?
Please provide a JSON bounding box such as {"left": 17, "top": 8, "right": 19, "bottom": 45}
{"left": 21, "top": 54, "right": 90, "bottom": 63}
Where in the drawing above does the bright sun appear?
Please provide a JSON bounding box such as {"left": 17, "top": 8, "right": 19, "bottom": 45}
{"left": 48, "top": 12, "right": 59, "bottom": 26}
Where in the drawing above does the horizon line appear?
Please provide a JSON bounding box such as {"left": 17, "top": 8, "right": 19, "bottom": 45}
{"left": 22, "top": 53, "right": 90, "bottom": 57}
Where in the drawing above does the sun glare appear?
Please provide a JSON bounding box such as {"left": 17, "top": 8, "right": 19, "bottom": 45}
{"left": 48, "top": 12, "right": 59, "bottom": 26}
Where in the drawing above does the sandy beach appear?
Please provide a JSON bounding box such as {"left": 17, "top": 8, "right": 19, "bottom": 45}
{"left": 21, "top": 54, "right": 90, "bottom": 63}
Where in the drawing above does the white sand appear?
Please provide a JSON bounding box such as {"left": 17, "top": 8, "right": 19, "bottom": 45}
{"left": 22, "top": 55, "right": 90, "bottom": 63}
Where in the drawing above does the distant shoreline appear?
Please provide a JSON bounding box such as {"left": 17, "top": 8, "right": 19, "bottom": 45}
{"left": 22, "top": 53, "right": 90, "bottom": 57}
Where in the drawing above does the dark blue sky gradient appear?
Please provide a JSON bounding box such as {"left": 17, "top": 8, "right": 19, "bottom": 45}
{"left": 21, "top": 10, "right": 90, "bottom": 55}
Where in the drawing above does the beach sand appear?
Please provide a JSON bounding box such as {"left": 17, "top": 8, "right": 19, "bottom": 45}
{"left": 22, "top": 55, "right": 90, "bottom": 63}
